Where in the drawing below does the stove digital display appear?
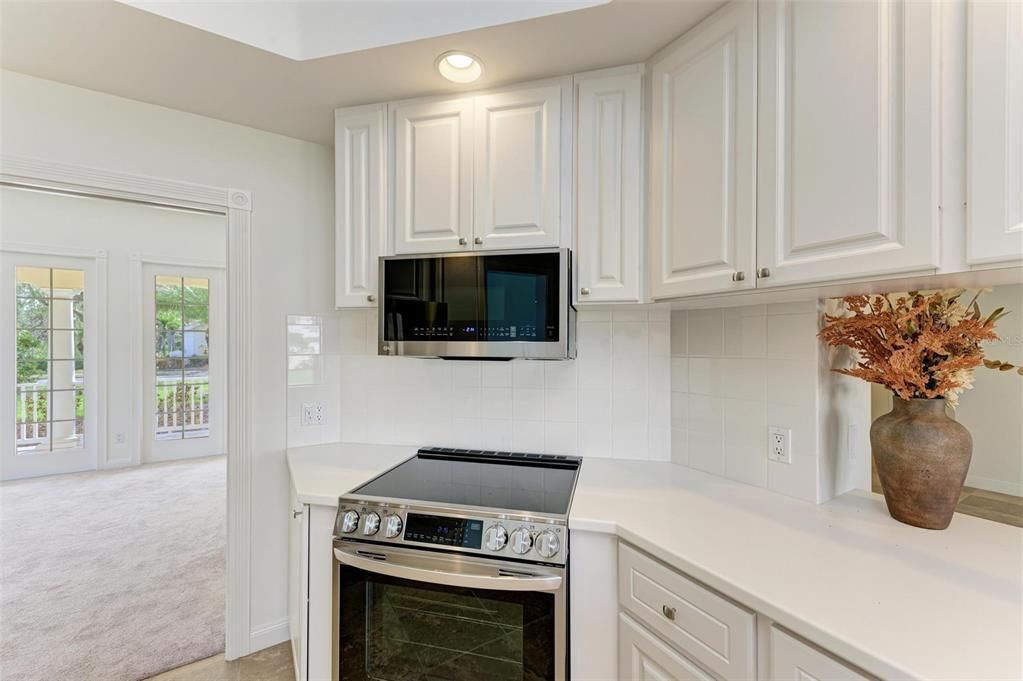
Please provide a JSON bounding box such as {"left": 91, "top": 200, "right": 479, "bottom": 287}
{"left": 404, "top": 513, "right": 484, "bottom": 549}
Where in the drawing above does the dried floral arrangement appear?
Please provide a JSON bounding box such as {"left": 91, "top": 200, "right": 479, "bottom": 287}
{"left": 818, "top": 289, "right": 1020, "bottom": 408}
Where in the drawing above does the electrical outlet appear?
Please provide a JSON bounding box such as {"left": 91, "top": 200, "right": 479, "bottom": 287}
{"left": 302, "top": 402, "right": 324, "bottom": 426}
{"left": 113, "top": 432, "right": 126, "bottom": 445}
{"left": 768, "top": 426, "right": 791, "bottom": 464}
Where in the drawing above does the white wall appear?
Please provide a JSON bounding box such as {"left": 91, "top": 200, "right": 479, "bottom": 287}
{"left": 0, "top": 70, "right": 335, "bottom": 645}
{"left": 670, "top": 301, "right": 870, "bottom": 503}
{"left": 2, "top": 185, "right": 226, "bottom": 467}
{"left": 286, "top": 307, "right": 672, "bottom": 460}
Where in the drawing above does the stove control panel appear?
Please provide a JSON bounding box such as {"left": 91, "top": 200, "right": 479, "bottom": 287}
{"left": 335, "top": 500, "right": 567, "bottom": 565}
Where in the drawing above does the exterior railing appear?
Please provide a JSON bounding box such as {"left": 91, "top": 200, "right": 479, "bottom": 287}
{"left": 155, "top": 377, "right": 209, "bottom": 438}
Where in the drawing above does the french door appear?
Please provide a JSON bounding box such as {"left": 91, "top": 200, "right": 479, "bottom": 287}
{"left": 1, "top": 252, "right": 99, "bottom": 480}
{"left": 141, "top": 263, "right": 225, "bottom": 462}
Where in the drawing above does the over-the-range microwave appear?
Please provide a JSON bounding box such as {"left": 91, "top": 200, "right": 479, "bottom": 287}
{"left": 378, "top": 248, "right": 575, "bottom": 360}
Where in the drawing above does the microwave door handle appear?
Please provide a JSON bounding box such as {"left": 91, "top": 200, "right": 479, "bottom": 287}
{"left": 333, "top": 546, "right": 562, "bottom": 593}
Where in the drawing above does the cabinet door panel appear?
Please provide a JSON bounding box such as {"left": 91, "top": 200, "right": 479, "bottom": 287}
{"left": 967, "top": 0, "right": 1023, "bottom": 266}
{"left": 619, "top": 613, "right": 715, "bottom": 681}
{"left": 474, "top": 85, "right": 562, "bottom": 249}
{"left": 769, "top": 626, "right": 871, "bottom": 681}
{"left": 287, "top": 488, "right": 308, "bottom": 681}
{"left": 576, "top": 70, "right": 643, "bottom": 303}
{"left": 335, "top": 104, "right": 385, "bottom": 308}
{"left": 757, "top": 0, "right": 940, "bottom": 286}
{"left": 393, "top": 97, "right": 473, "bottom": 254}
{"left": 649, "top": 1, "right": 757, "bottom": 298}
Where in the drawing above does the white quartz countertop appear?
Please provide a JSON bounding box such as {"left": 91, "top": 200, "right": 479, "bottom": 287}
{"left": 286, "top": 442, "right": 416, "bottom": 506}
{"left": 571, "top": 458, "right": 1023, "bottom": 681}
{"left": 286, "top": 443, "right": 1022, "bottom": 681}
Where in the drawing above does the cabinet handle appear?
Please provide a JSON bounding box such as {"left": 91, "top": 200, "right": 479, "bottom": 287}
{"left": 458, "top": 237, "right": 467, "bottom": 246}
{"left": 366, "top": 294, "right": 376, "bottom": 303}
{"left": 474, "top": 237, "right": 484, "bottom": 245}
{"left": 580, "top": 288, "right": 590, "bottom": 296}
{"left": 757, "top": 267, "right": 771, "bottom": 279}
{"left": 292, "top": 509, "right": 303, "bottom": 518}
{"left": 662, "top": 605, "right": 676, "bottom": 621}
{"left": 731, "top": 271, "right": 745, "bottom": 282}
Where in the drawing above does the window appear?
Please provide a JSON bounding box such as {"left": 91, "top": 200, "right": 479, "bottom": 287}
{"left": 154, "top": 275, "right": 210, "bottom": 440}
{"left": 15, "top": 267, "right": 85, "bottom": 453}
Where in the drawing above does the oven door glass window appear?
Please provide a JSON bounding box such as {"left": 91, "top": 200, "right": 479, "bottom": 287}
{"left": 339, "top": 565, "right": 556, "bottom": 681}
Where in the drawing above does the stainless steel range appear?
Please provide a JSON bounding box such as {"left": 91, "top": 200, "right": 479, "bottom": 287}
{"left": 332, "top": 447, "right": 582, "bottom": 681}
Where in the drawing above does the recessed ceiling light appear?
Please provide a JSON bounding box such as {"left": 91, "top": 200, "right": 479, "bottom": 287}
{"left": 436, "top": 51, "right": 484, "bottom": 84}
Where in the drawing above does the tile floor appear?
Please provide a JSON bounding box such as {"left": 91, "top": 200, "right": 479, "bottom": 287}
{"left": 146, "top": 642, "right": 294, "bottom": 681}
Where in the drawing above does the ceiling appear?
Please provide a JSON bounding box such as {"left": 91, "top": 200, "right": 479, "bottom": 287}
{"left": 0, "top": 0, "right": 723, "bottom": 145}
{"left": 119, "top": 1, "right": 608, "bottom": 61}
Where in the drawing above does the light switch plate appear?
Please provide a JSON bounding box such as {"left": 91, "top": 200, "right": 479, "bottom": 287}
{"left": 768, "top": 426, "right": 791, "bottom": 464}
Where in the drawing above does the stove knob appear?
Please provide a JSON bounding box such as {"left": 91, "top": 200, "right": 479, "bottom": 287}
{"left": 384, "top": 514, "right": 403, "bottom": 538}
{"left": 509, "top": 527, "right": 533, "bottom": 555}
{"left": 484, "top": 525, "right": 508, "bottom": 551}
{"left": 340, "top": 510, "right": 360, "bottom": 534}
{"left": 535, "top": 530, "right": 560, "bottom": 559}
{"left": 362, "top": 512, "right": 381, "bottom": 536}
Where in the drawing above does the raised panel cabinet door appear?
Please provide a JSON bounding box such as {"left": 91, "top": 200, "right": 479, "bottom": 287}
{"left": 619, "top": 613, "right": 716, "bottom": 681}
{"left": 756, "top": 0, "right": 940, "bottom": 287}
{"left": 287, "top": 488, "right": 309, "bottom": 681}
{"left": 575, "top": 69, "right": 644, "bottom": 303}
{"left": 769, "top": 626, "right": 871, "bottom": 681}
{"left": 967, "top": 0, "right": 1023, "bottom": 266}
{"left": 393, "top": 97, "right": 473, "bottom": 254}
{"left": 474, "top": 85, "right": 563, "bottom": 250}
{"left": 335, "top": 104, "right": 385, "bottom": 307}
{"left": 648, "top": 0, "right": 757, "bottom": 298}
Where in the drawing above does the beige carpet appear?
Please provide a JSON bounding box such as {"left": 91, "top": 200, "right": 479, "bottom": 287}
{"left": 0, "top": 457, "right": 226, "bottom": 681}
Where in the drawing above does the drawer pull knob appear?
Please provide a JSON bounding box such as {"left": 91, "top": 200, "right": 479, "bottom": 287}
{"left": 662, "top": 605, "right": 676, "bottom": 621}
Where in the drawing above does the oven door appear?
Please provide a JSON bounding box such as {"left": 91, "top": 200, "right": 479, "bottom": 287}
{"left": 333, "top": 543, "right": 566, "bottom": 681}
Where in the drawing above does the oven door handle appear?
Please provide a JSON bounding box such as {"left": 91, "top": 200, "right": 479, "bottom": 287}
{"left": 334, "top": 546, "right": 563, "bottom": 592}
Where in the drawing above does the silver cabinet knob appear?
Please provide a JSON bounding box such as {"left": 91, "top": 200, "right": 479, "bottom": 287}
{"left": 509, "top": 527, "right": 533, "bottom": 555}
{"left": 340, "top": 510, "right": 360, "bottom": 534}
{"left": 474, "top": 237, "right": 484, "bottom": 245}
{"left": 362, "top": 512, "right": 381, "bottom": 536}
{"left": 458, "top": 237, "right": 467, "bottom": 246}
{"left": 292, "top": 509, "right": 303, "bottom": 519}
{"left": 384, "top": 514, "right": 403, "bottom": 538}
{"left": 757, "top": 267, "right": 771, "bottom": 279}
{"left": 731, "top": 271, "right": 745, "bottom": 282}
{"left": 534, "top": 530, "right": 560, "bottom": 559}
{"left": 580, "top": 287, "right": 590, "bottom": 296}
{"left": 484, "top": 525, "right": 508, "bottom": 551}
{"left": 367, "top": 294, "right": 376, "bottom": 302}
{"left": 662, "top": 604, "right": 676, "bottom": 620}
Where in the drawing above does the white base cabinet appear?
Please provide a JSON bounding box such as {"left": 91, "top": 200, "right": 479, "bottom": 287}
{"left": 620, "top": 612, "right": 715, "bottom": 681}
{"left": 288, "top": 492, "right": 336, "bottom": 681}
{"left": 769, "top": 627, "right": 870, "bottom": 681}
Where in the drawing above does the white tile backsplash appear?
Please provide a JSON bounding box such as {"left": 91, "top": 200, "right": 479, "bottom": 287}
{"left": 672, "top": 303, "right": 825, "bottom": 502}
{"left": 303, "top": 309, "right": 670, "bottom": 460}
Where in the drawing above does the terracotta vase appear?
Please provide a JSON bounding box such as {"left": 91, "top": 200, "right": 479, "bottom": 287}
{"left": 870, "top": 397, "right": 972, "bottom": 530}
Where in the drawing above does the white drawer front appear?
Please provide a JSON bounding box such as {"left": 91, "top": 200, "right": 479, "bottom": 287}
{"left": 769, "top": 627, "right": 870, "bottom": 681}
{"left": 618, "top": 543, "right": 755, "bottom": 680}
{"left": 620, "top": 612, "right": 716, "bottom": 681}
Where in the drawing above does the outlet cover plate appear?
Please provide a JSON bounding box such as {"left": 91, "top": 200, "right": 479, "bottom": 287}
{"left": 302, "top": 402, "right": 324, "bottom": 426}
{"left": 768, "top": 426, "right": 791, "bottom": 464}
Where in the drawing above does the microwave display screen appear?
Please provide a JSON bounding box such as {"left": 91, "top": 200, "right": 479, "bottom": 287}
{"left": 382, "top": 252, "right": 561, "bottom": 343}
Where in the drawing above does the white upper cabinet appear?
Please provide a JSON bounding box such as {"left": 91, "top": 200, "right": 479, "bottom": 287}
{"left": 575, "top": 67, "right": 644, "bottom": 304}
{"left": 967, "top": 0, "right": 1023, "bottom": 267}
{"left": 756, "top": 0, "right": 941, "bottom": 287}
{"left": 392, "top": 97, "right": 473, "bottom": 254}
{"left": 648, "top": 1, "right": 757, "bottom": 299}
{"left": 473, "top": 85, "right": 563, "bottom": 250}
{"left": 335, "top": 104, "right": 386, "bottom": 308}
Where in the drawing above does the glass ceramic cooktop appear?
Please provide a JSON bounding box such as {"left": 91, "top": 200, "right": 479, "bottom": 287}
{"left": 350, "top": 447, "right": 581, "bottom": 516}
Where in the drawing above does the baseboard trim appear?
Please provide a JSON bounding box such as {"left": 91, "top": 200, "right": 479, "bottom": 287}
{"left": 249, "top": 617, "right": 289, "bottom": 654}
{"left": 965, "top": 474, "right": 1023, "bottom": 497}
